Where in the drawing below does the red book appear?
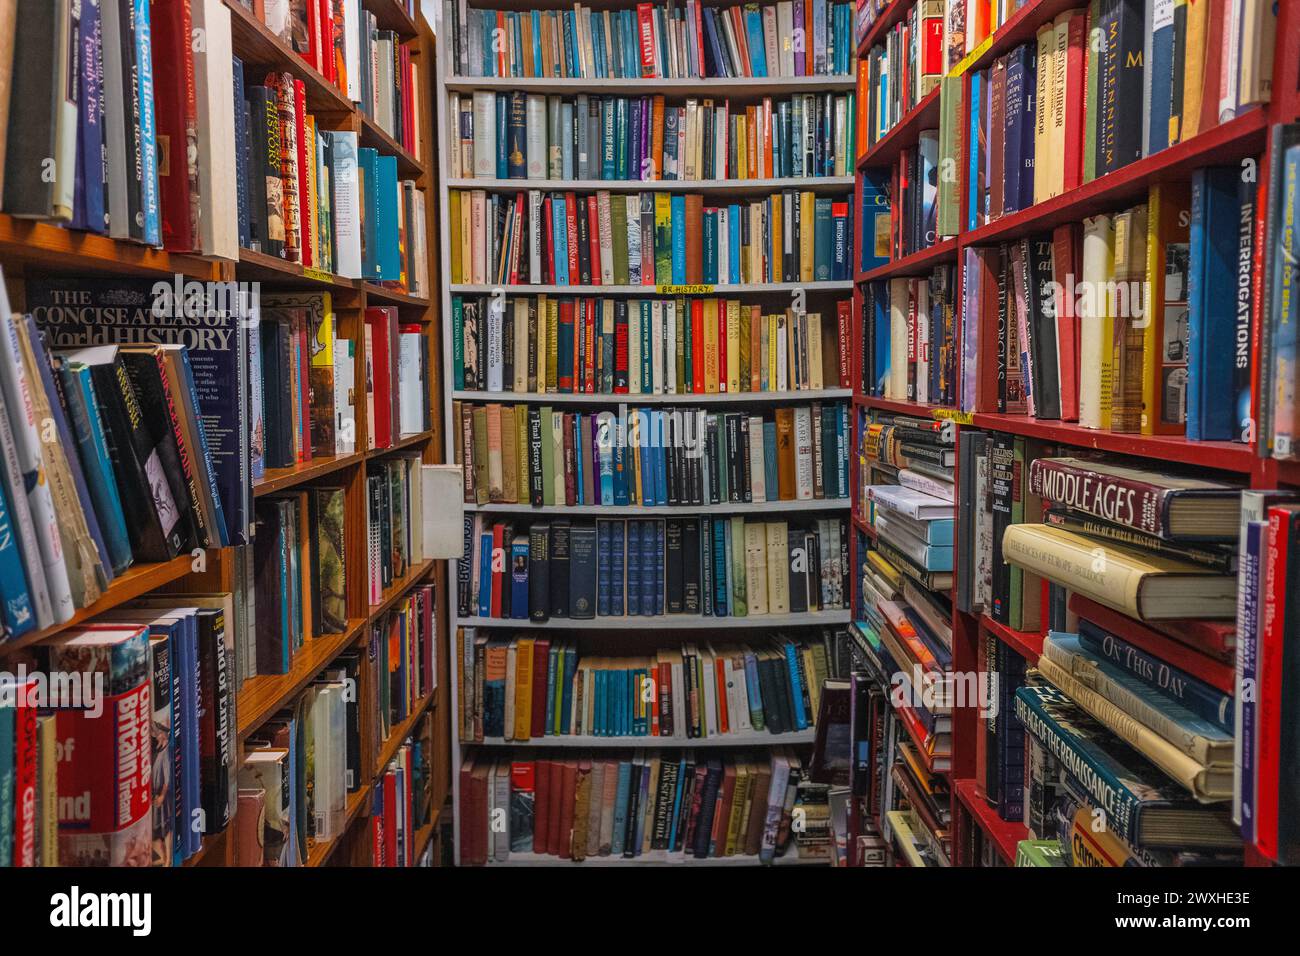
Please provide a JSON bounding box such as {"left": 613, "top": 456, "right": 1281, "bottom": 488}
{"left": 1153, "top": 618, "right": 1235, "bottom": 662}
{"left": 383, "top": 772, "right": 398, "bottom": 867}
{"left": 1051, "top": 223, "right": 1082, "bottom": 420}
{"left": 318, "top": 0, "right": 334, "bottom": 81}
{"left": 458, "top": 754, "right": 481, "bottom": 864}
{"left": 543, "top": 197, "right": 556, "bottom": 283}
{"left": 712, "top": 763, "right": 737, "bottom": 854}
{"left": 586, "top": 196, "right": 602, "bottom": 283}
{"left": 532, "top": 758, "right": 552, "bottom": 855}
{"left": 715, "top": 658, "right": 729, "bottom": 734}
{"left": 556, "top": 760, "right": 577, "bottom": 858}
{"left": 1198, "top": 0, "right": 1227, "bottom": 136}
{"left": 530, "top": 639, "right": 551, "bottom": 737}
{"left": 546, "top": 759, "right": 564, "bottom": 854}
{"left": 305, "top": 0, "right": 321, "bottom": 71}
{"left": 691, "top": 299, "right": 705, "bottom": 392}
{"left": 365, "top": 308, "right": 394, "bottom": 448}
{"left": 1255, "top": 507, "right": 1295, "bottom": 861}
{"left": 614, "top": 306, "right": 630, "bottom": 393}
{"left": 557, "top": 299, "right": 576, "bottom": 392}
{"left": 151, "top": 0, "right": 198, "bottom": 252}
{"left": 921, "top": 9, "right": 945, "bottom": 76}
{"left": 294, "top": 79, "right": 312, "bottom": 269}
{"left": 490, "top": 523, "right": 505, "bottom": 617}
{"left": 583, "top": 299, "right": 597, "bottom": 392}
{"left": 563, "top": 192, "right": 580, "bottom": 282}
{"left": 636, "top": 3, "right": 656, "bottom": 77}
{"left": 1061, "top": 11, "right": 1087, "bottom": 192}
{"left": 509, "top": 193, "right": 525, "bottom": 285}
{"left": 10, "top": 677, "right": 37, "bottom": 866}
{"left": 562, "top": 412, "right": 576, "bottom": 505}
{"left": 716, "top": 299, "right": 728, "bottom": 392}
{"left": 692, "top": 1, "right": 705, "bottom": 77}
{"left": 510, "top": 762, "right": 536, "bottom": 851}
{"left": 836, "top": 300, "right": 852, "bottom": 387}
{"left": 371, "top": 801, "right": 385, "bottom": 865}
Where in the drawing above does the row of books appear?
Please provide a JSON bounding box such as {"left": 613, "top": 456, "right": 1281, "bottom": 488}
{"left": 367, "top": 584, "right": 438, "bottom": 749}
{"left": 860, "top": 268, "right": 961, "bottom": 406}
{"left": 238, "top": 77, "right": 427, "bottom": 288}
{"left": 448, "top": 188, "right": 855, "bottom": 286}
{"left": 0, "top": 603, "right": 238, "bottom": 867}
{"left": 368, "top": 723, "right": 435, "bottom": 867}
{"left": 1259, "top": 124, "right": 1300, "bottom": 462}
{"left": 857, "top": 0, "right": 944, "bottom": 152}
{"left": 457, "top": 746, "right": 810, "bottom": 864}
{"left": 964, "top": 173, "right": 1252, "bottom": 438}
{"left": 459, "top": 516, "right": 851, "bottom": 620}
{"left": 454, "top": 294, "right": 851, "bottom": 396}
{"left": 457, "top": 402, "right": 852, "bottom": 508}
{"left": 860, "top": 412, "right": 958, "bottom": 489}
{"left": 0, "top": 300, "right": 232, "bottom": 639}
{"left": 234, "top": 0, "right": 422, "bottom": 154}
{"left": 366, "top": 455, "right": 435, "bottom": 606}
{"left": 452, "top": 90, "right": 858, "bottom": 182}
{"left": 458, "top": 634, "right": 838, "bottom": 742}
{"left": 444, "top": 1, "right": 856, "bottom": 79}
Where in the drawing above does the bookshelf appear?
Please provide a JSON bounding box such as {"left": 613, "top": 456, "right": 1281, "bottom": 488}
{"left": 0, "top": 2, "right": 450, "bottom": 869}
{"left": 436, "top": 0, "right": 860, "bottom": 865}
{"left": 849, "top": 0, "right": 1300, "bottom": 867}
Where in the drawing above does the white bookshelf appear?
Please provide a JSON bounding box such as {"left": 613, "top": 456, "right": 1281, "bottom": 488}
{"left": 435, "top": 6, "right": 856, "bottom": 868}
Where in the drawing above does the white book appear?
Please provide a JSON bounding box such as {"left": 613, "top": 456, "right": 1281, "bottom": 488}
{"left": 765, "top": 522, "right": 789, "bottom": 614}
{"left": 472, "top": 91, "right": 497, "bottom": 177}
{"left": 775, "top": 312, "right": 788, "bottom": 391}
{"left": 485, "top": 294, "right": 505, "bottom": 392}
{"left": 793, "top": 407, "right": 814, "bottom": 500}
{"left": 330, "top": 132, "right": 362, "bottom": 278}
{"left": 525, "top": 94, "right": 548, "bottom": 179}
{"left": 700, "top": 648, "right": 718, "bottom": 737}
{"left": 628, "top": 302, "right": 642, "bottom": 393}
{"left": 748, "top": 415, "right": 767, "bottom": 502}
{"left": 888, "top": 277, "right": 909, "bottom": 399}
{"left": 597, "top": 191, "right": 614, "bottom": 283}
{"left": 529, "top": 190, "right": 543, "bottom": 283}
{"left": 399, "top": 330, "right": 424, "bottom": 436}
{"left": 1079, "top": 214, "right": 1115, "bottom": 429}
{"left": 335, "top": 338, "right": 356, "bottom": 454}
{"left": 915, "top": 283, "right": 930, "bottom": 404}
{"left": 665, "top": 300, "right": 677, "bottom": 393}
{"left": 192, "top": 0, "right": 238, "bottom": 259}
{"left": 651, "top": 300, "right": 664, "bottom": 393}
{"left": 512, "top": 299, "right": 529, "bottom": 392}
{"left": 343, "top": 0, "right": 362, "bottom": 101}
{"left": 625, "top": 194, "right": 641, "bottom": 283}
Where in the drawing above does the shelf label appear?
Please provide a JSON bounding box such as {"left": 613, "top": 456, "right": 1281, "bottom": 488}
{"left": 303, "top": 266, "right": 334, "bottom": 284}
{"left": 656, "top": 284, "right": 715, "bottom": 295}
{"left": 932, "top": 408, "right": 974, "bottom": 426}
{"left": 948, "top": 35, "right": 994, "bottom": 79}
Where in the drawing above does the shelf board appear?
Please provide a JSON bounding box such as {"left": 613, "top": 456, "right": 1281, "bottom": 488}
{"left": 370, "top": 560, "right": 436, "bottom": 617}
{"left": 451, "top": 388, "right": 853, "bottom": 405}
{"left": 363, "top": 0, "right": 422, "bottom": 37}
{"left": 851, "top": 514, "right": 877, "bottom": 539}
{"left": 479, "top": 846, "right": 819, "bottom": 866}
{"left": 971, "top": 412, "right": 1256, "bottom": 473}
{"left": 954, "top": 778, "right": 1026, "bottom": 863}
{"left": 857, "top": 394, "right": 959, "bottom": 419}
{"left": 856, "top": 85, "right": 943, "bottom": 170}
{"left": 253, "top": 453, "right": 364, "bottom": 497}
{"left": 306, "top": 785, "right": 372, "bottom": 867}
{"left": 446, "top": 176, "right": 855, "bottom": 196}
{"left": 464, "top": 498, "right": 851, "bottom": 516}
{"left": 455, "top": 610, "right": 851, "bottom": 629}
{"left": 361, "top": 114, "right": 426, "bottom": 178}
{"left": 443, "top": 75, "right": 856, "bottom": 97}
{"left": 980, "top": 614, "right": 1044, "bottom": 663}
{"left": 0, "top": 214, "right": 221, "bottom": 282}
{"left": 363, "top": 282, "right": 431, "bottom": 310}
{"left": 236, "top": 247, "right": 360, "bottom": 291}
{"left": 470, "top": 728, "right": 816, "bottom": 748}
{"left": 225, "top": 0, "right": 354, "bottom": 115}
{"left": 857, "top": 237, "right": 959, "bottom": 282}
{"left": 449, "top": 281, "right": 854, "bottom": 295}
{"left": 947, "top": 0, "right": 1098, "bottom": 80}
{"left": 368, "top": 430, "right": 435, "bottom": 457}
{"left": 964, "top": 110, "right": 1269, "bottom": 248}
{"left": 0, "top": 555, "right": 199, "bottom": 659}
{"left": 237, "top": 619, "right": 367, "bottom": 741}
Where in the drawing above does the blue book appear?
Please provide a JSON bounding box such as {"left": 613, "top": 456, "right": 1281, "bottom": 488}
{"left": 531, "top": 11, "right": 543, "bottom": 75}
{"left": 614, "top": 98, "right": 627, "bottom": 179}
{"left": 495, "top": 95, "right": 508, "bottom": 177}
{"left": 701, "top": 210, "right": 717, "bottom": 283}
{"left": 610, "top": 519, "right": 625, "bottom": 614}
{"left": 0, "top": 699, "right": 13, "bottom": 866}
{"left": 728, "top": 206, "right": 741, "bottom": 283}
{"left": 510, "top": 536, "right": 529, "bottom": 619}
{"left": 612, "top": 428, "right": 628, "bottom": 504}
{"left": 560, "top": 100, "right": 575, "bottom": 178}
{"left": 1077, "top": 619, "right": 1232, "bottom": 731}
{"left": 814, "top": 198, "right": 833, "bottom": 281}
{"left": 626, "top": 520, "right": 641, "bottom": 615}
{"left": 711, "top": 518, "right": 727, "bottom": 616}
{"left": 1239, "top": 520, "right": 1264, "bottom": 841}
{"left": 762, "top": 421, "right": 779, "bottom": 492}
{"left": 610, "top": 761, "right": 632, "bottom": 854}
{"left": 359, "top": 148, "right": 380, "bottom": 276}
{"left": 701, "top": 9, "right": 728, "bottom": 77}
{"left": 641, "top": 520, "right": 656, "bottom": 615}
{"left": 1269, "top": 137, "right": 1300, "bottom": 453}
{"left": 375, "top": 155, "right": 401, "bottom": 281}
{"left": 553, "top": 195, "right": 570, "bottom": 284}
{"left": 743, "top": 651, "right": 765, "bottom": 729}
{"left": 73, "top": 0, "right": 106, "bottom": 233}
{"left": 135, "top": 0, "right": 161, "bottom": 245}
{"left": 599, "top": 427, "right": 615, "bottom": 504}
{"left": 477, "top": 531, "right": 493, "bottom": 616}
{"left": 1187, "top": 166, "right": 1241, "bottom": 440}
{"left": 1003, "top": 47, "right": 1025, "bottom": 215}
{"left": 671, "top": 195, "right": 687, "bottom": 283}
{"left": 543, "top": 645, "right": 557, "bottom": 733}
{"left": 561, "top": 648, "right": 577, "bottom": 734}
{"left": 1147, "top": 0, "right": 1174, "bottom": 156}
{"left": 652, "top": 416, "right": 667, "bottom": 507}
{"left": 667, "top": 755, "right": 688, "bottom": 848}
{"left": 745, "top": 9, "right": 767, "bottom": 75}
{"left": 655, "top": 520, "right": 665, "bottom": 615}
{"left": 601, "top": 101, "right": 617, "bottom": 179}
{"left": 968, "top": 69, "right": 983, "bottom": 231}
{"left": 784, "top": 642, "right": 808, "bottom": 729}
{"left": 0, "top": 471, "right": 33, "bottom": 640}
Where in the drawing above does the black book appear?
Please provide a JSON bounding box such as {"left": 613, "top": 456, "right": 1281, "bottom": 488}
{"left": 622, "top": 760, "right": 643, "bottom": 857}
{"left": 248, "top": 86, "right": 285, "bottom": 257}
{"left": 549, "top": 519, "right": 571, "bottom": 617}
{"left": 4, "top": 0, "right": 65, "bottom": 218}
{"left": 705, "top": 417, "right": 720, "bottom": 504}
{"left": 700, "top": 517, "right": 713, "bottom": 616}
{"left": 738, "top": 415, "right": 752, "bottom": 502}
{"left": 528, "top": 522, "right": 550, "bottom": 622}
{"left": 681, "top": 519, "right": 700, "bottom": 614}
{"left": 996, "top": 244, "right": 1009, "bottom": 411}
{"left": 527, "top": 408, "right": 545, "bottom": 505}
{"left": 575, "top": 198, "right": 592, "bottom": 284}
{"left": 196, "top": 607, "right": 233, "bottom": 834}
{"left": 756, "top": 655, "right": 785, "bottom": 734}
{"left": 805, "top": 530, "right": 821, "bottom": 610}
{"left": 724, "top": 414, "right": 741, "bottom": 502}
{"left": 1027, "top": 236, "right": 1062, "bottom": 420}
{"left": 253, "top": 499, "right": 287, "bottom": 673}
{"left": 1100, "top": 0, "right": 1145, "bottom": 174}
{"left": 787, "top": 525, "right": 808, "bottom": 614}
{"left": 326, "top": 650, "right": 363, "bottom": 792}
{"left": 691, "top": 761, "right": 724, "bottom": 858}
{"left": 502, "top": 311, "right": 514, "bottom": 390}
{"left": 989, "top": 435, "right": 1015, "bottom": 623}
{"left": 260, "top": 320, "right": 293, "bottom": 468}
{"left": 568, "top": 521, "right": 597, "bottom": 619}
{"left": 665, "top": 519, "right": 683, "bottom": 613}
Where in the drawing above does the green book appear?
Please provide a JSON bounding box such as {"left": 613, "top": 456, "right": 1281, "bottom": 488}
{"left": 451, "top": 296, "right": 464, "bottom": 389}
{"left": 311, "top": 487, "right": 347, "bottom": 634}
{"left": 1015, "top": 840, "right": 1068, "bottom": 867}
{"left": 611, "top": 196, "right": 629, "bottom": 286}
{"left": 730, "top": 516, "right": 747, "bottom": 616}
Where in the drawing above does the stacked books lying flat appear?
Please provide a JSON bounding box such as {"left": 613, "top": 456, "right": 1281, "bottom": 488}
{"left": 963, "top": 3, "right": 1276, "bottom": 233}
{"left": 1235, "top": 491, "right": 1300, "bottom": 864}
{"left": 459, "top": 515, "right": 850, "bottom": 620}
{"left": 236, "top": 0, "right": 422, "bottom": 155}
{"left": 368, "top": 582, "right": 437, "bottom": 745}
{"left": 1016, "top": 682, "right": 1240, "bottom": 859}
{"left": 369, "top": 721, "right": 436, "bottom": 867}
{"left": 239, "top": 78, "right": 428, "bottom": 289}
{"left": 0, "top": 604, "right": 238, "bottom": 867}
{"left": 0, "top": 300, "right": 232, "bottom": 641}
{"left": 963, "top": 173, "right": 1258, "bottom": 439}
{"left": 238, "top": 660, "right": 365, "bottom": 866}
{"left": 860, "top": 411, "right": 957, "bottom": 487}
{"left": 846, "top": 652, "right": 952, "bottom": 863}
{"left": 995, "top": 455, "right": 1240, "bottom": 622}
{"left": 366, "top": 454, "right": 434, "bottom": 604}
{"left": 857, "top": 0, "right": 944, "bottom": 152}
{"left": 454, "top": 294, "right": 850, "bottom": 395}
{"left": 863, "top": 483, "right": 955, "bottom": 573}
{"left": 860, "top": 269, "right": 960, "bottom": 406}
{"left": 451, "top": 90, "right": 858, "bottom": 182}
{"left": 457, "top": 402, "right": 851, "bottom": 507}
{"left": 457, "top": 632, "right": 847, "bottom": 742}
{"left": 444, "top": 0, "right": 857, "bottom": 79}
{"left": 448, "top": 188, "right": 855, "bottom": 286}
{"left": 457, "top": 745, "right": 814, "bottom": 865}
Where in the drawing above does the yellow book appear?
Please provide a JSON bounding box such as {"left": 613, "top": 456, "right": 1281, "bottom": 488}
{"left": 449, "top": 191, "right": 463, "bottom": 282}
{"left": 725, "top": 761, "right": 749, "bottom": 855}
{"left": 471, "top": 406, "right": 489, "bottom": 504}
{"left": 770, "top": 194, "right": 782, "bottom": 283}
{"left": 767, "top": 313, "right": 779, "bottom": 389}
{"left": 1178, "top": 0, "right": 1209, "bottom": 142}
{"left": 1140, "top": 183, "right": 1192, "bottom": 434}
{"left": 1110, "top": 204, "right": 1148, "bottom": 434}
{"left": 764, "top": 522, "right": 789, "bottom": 613}
{"left": 726, "top": 299, "right": 741, "bottom": 392}
{"left": 485, "top": 402, "right": 504, "bottom": 501}
{"left": 807, "top": 312, "right": 824, "bottom": 390}
{"left": 1050, "top": 13, "right": 1071, "bottom": 197}
{"left": 534, "top": 294, "right": 548, "bottom": 391}
{"left": 545, "top": 298, "right": 559, "bottom": 392}
{"left": 500, "top": 405, "right": 518, "bottom": 503}
{"left": 38, "top": 714, "right": 57, "bottom": 865}
{"left": 703, "top": 298, "right": 720, "bottom": 393}
{"left": 514, "top": 637, "right": 534, "bottom": 740}
{"left": 1033, "top": 24, "right": 1055, "bottom": 206}
{"left": 748, "top": 202, "right": 763, "bottom": 282}
{"left": 799, "top": 191, "right": 815, "bottom": 282}
{"left": 515, "top": 407, "right": 529, "bottom": 496}
{"left": 736, "top": 114, "right": 748, "bottom": 179}
{"left": 305, "top": 116, "right": 318, "bottom": 267}
{"left": 459, "top": 191, "right": 474, "bottom": 283}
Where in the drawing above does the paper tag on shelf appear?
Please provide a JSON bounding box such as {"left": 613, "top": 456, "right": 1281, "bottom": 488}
{"left": 656, "top": 284, "right": 715, "bottom": 295}
{"left": 303, "top": 266, "right": 334, "bottom": 283}
{"left": 931, "top": 408, "right": 974, "bottom": 426}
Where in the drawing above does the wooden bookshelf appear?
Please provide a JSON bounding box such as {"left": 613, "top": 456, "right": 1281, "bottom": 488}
{"left": 850, "top": 0, "right": 1300, "bottom": 869}
{"left": 0, "top": 8, "right": 448, "bottom": 869}
{"left": 436, "top": 4, "right": 859, "bottom": 866}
